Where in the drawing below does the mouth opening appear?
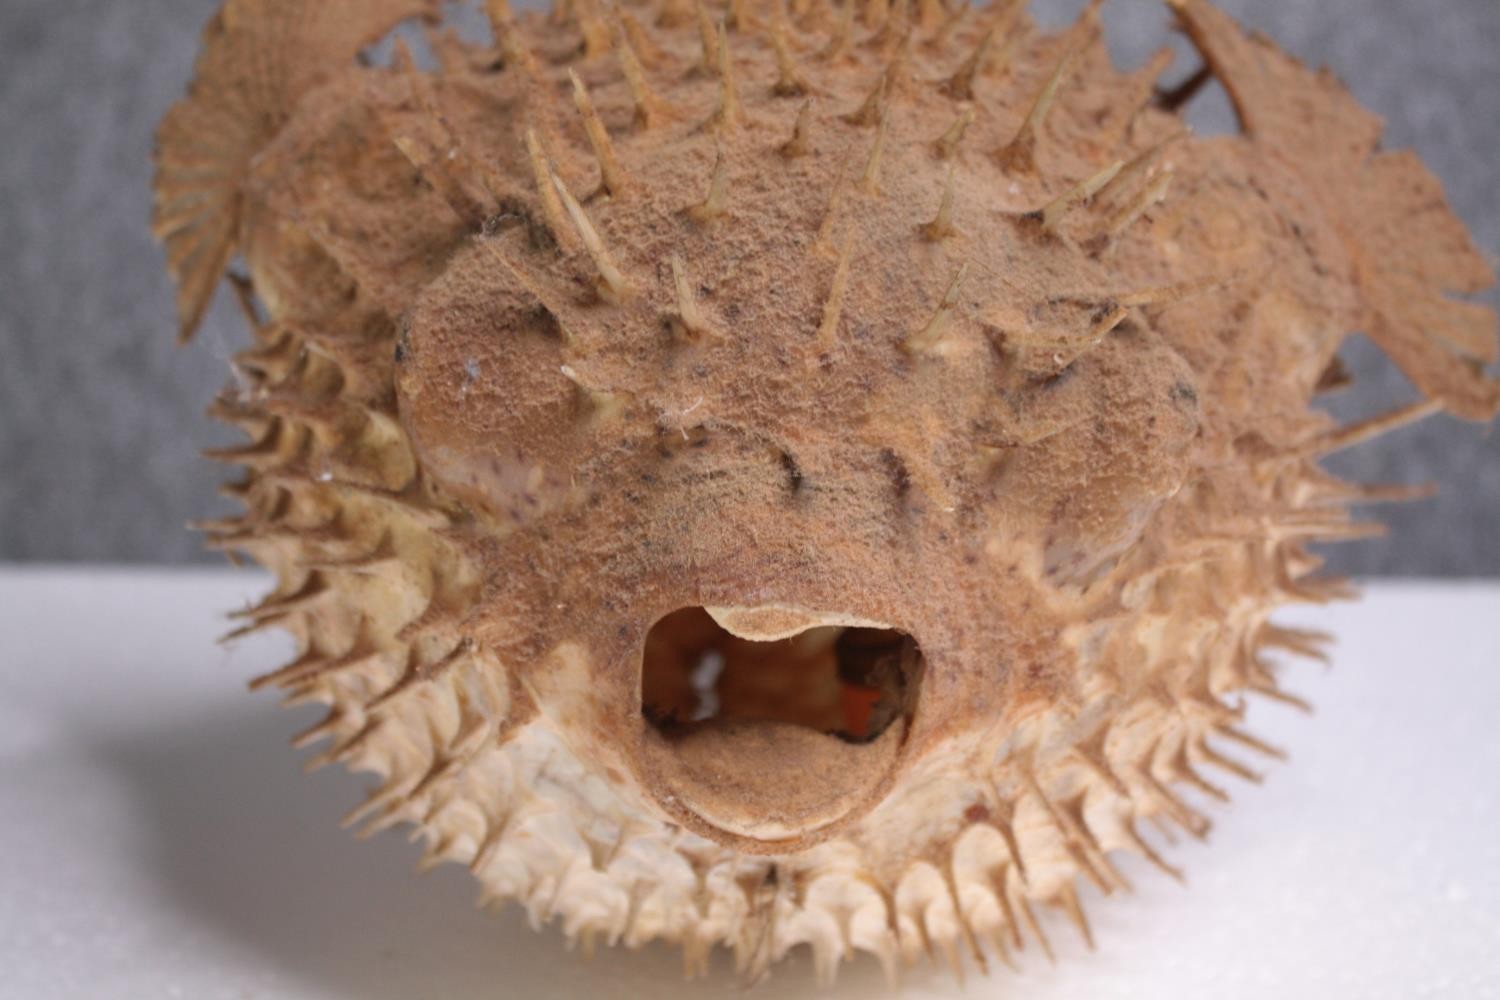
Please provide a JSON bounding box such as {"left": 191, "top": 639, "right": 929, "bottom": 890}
{"left": 641, "top": 606, "right": 918, "bottom": 743}
{"left": 637, "top": 606, "right": 924, "bottom": 848}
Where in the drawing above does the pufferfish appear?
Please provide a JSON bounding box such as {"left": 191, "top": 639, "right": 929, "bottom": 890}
{"left": 153, "top": 0, "right": 1498, "bottom": 983}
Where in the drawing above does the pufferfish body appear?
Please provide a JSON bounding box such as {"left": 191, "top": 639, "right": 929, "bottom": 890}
{"left": 153, "top": 0, "right": 1497, "bottom": 983}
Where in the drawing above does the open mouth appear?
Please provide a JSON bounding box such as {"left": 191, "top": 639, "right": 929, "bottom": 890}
{"left": 638, "top": 606, "right": 924, "bottom": 849}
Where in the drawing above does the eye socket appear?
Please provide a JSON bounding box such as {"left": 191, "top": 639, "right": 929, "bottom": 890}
{"left": 640, "top": 606, "right": 918, "bottom": 744}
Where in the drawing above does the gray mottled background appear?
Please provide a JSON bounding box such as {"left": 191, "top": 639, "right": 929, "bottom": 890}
{"left": 0, "top": 0, "right": 1495, "bottom": 572}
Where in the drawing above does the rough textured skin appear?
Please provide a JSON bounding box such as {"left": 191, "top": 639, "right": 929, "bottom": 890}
{"left": 153, "top": 0, "right": 1497, "bottom": 983}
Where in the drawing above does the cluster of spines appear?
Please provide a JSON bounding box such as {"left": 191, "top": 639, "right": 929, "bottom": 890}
{"left": 455, "top": 0, "right": 1214, "bottom": 380}
{"left": 196, "top": 255, "right": 535, "bottom": 848}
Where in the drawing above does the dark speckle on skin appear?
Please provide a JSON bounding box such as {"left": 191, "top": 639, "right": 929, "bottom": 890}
{"left": 881, "top": 449, "right": 911, "bottom": 497}
{"left": 780, "top": 449, "right": 805, "bottom": 494}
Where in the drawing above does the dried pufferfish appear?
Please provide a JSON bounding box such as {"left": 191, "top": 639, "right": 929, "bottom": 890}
{"left": 154, "top": 0, "right": 1498, "bottom": 983}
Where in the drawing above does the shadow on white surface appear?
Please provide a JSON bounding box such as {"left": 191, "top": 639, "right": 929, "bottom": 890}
{"left": 97, "top": 702, "right": 926, "bottom": 999}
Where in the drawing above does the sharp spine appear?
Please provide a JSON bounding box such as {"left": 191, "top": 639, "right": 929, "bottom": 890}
{"left": 689, "top": 140, "right": 731, "bottom": 222}
{"left": 771, "top": 15, "right": 809, "bottom": 96}
{"left": 822, "top": 0, "right": 856, "bottom": 61}
{"left": 561, "top": 364, "right": 628, "bottom": 422}
{"left": 1103, "top": 171, "right": 1172, "bottom": 242}
{"left": 714, "top": 20, "right": 741, "bottom": 130}
{"left": 548, "top": 165, "right": 634, "bottom": 301}
{"left": 1038, "top": 159, "right": 1125, "bottom": 231}
{"left": 569, "top": 69, "right": 627, "bottom": 197}
{"left": 668, "top": 255, "right": 715, "bottom": 340}
{"left": 1091, "top": 303, "right": 1131, "bottom": 339}
{"left": 934, "top": 106, "right": 974, "bottom": 160}
{"left": 617, "top": 9, "right": 665, "bottom": 67}
{"left": 845, "top": 68, "right": 889, "bottom": 126}
{"left": 1155, "top": 62, "right": 1213, "bottom": 112}
{"left": 903, "top": 263, "right": 969, "bottom": 355}
{"left": 996, "top": 19, "right": 1092, "bottom": 171}
{"left": 1058, "top": 883, "right": 1095, "bottom": 950}
{"left": 1096, "top": 133, "right": 1182, "bottom": 205}
{"left": 523, "top": 127, "right": 573, "bottom": 249}
{"left": 1118, "top": 273, "right": 1228, "bottom": 308}
{"left": 615, "top": 25, "right": 663, "bottom": 129}
{"left": 942, "top": 25, "right": 996, "bottom": 100}
{"left": 817, "top": 234, "right": 854, "bottom": 349}
{"left": 814, "top": 167, "right": 849, "bottom": 251}
{"left": 780, "top": 99, "right": 815, "bottom": 158}
{"left": 1294, "top": 400, "right": 1443, "bottom": 459}
{"left": 923, "top": 164, "right": 958, "bottom": 240}
{"left": 575, "top": 0, "right": 612, "bottom": 57}
{"left": 694, "top": 0, "right": 718, "bottom": 70}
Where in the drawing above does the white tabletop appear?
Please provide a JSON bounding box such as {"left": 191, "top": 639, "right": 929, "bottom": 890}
{"left": 1, "top": 569, "right": 1497, "bottom": 999}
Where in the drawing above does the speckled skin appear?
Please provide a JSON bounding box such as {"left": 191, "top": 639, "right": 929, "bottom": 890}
{"left": 154, "top": 0, "right": 1496, "bottom": 982}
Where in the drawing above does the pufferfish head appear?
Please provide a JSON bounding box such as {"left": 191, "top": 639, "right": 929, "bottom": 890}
{"left": 392, "top": 173, "right": 1204, "bottom": 849}
{"left": 155, "top": 0, "right": 1496, "bottom": 981}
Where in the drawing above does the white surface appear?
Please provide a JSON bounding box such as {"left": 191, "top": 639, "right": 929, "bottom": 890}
{"left": 1, "top": 569, "right": 1497, "bottom": 999}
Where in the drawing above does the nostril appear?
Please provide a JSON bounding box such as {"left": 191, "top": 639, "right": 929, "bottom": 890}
{"left": 638, "top": 606, "right": 924, "bottom": 848}
{"left": 640, "top": 607, "right": 918, "bottom": 743}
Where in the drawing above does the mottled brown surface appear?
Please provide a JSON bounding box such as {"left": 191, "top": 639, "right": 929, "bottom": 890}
{"left": 154, "top": 0, "right": 1495, "bottom": 982}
